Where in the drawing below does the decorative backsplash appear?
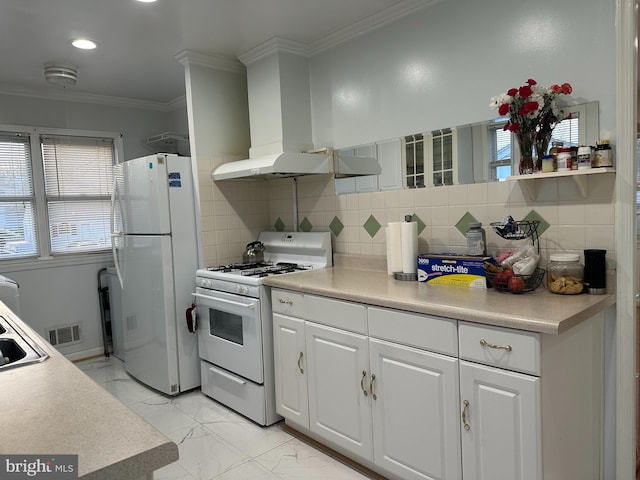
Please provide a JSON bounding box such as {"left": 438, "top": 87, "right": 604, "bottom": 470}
{"left": 197, "top": 156, "right": 615, "bottom": 270}
{"left": 265, "top": 173, "right": 615, "bottom": 269}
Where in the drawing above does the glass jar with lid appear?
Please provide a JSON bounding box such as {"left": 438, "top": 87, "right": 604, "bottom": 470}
{"left": 466, "top": 222, "right": 487, "bottom": 256}
{"left": 547, "top": 254, "right": 584, "bottom": 294}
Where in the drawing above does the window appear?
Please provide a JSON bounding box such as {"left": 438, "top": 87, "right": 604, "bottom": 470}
{"left": 403, "top": 129, "right": 456, "bottom": 188}
{"left": 488, "top": 120, "right": 512, "bottom": 181}
{"left": 404, "top": 134, "right": 424, "bottom": 188}
{"left": 488, "top": 105, "right": 585, "bottom": 180}
{"left": 430, "top": 128, "right": 454, "bottom": 186}
{"left": 0, "top": 126, "right": 120, "bottom": 260}
{"left": 0, "top": 132, "right": 37, "bottom": 258}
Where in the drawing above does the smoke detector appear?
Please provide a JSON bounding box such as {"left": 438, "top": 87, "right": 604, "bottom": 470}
{"left": 44, "top": 64, "right": 78, "bottom": 87}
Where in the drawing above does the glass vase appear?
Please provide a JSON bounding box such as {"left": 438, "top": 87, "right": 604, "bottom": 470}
{"left": 534, "top": 134, "right": 552, "bottom": 173}
{"left": 516, "top": 132, "right": 534, "bottom": 175}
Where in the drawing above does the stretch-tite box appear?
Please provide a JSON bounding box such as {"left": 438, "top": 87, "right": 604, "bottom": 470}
{"left": 417, "top": 254, "right": 490, "bottom": 288}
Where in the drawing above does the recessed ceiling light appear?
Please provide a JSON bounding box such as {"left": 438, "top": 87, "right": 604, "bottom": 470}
{"left": 71, "top": 38, "right": 97, "bottom": 50}
{"left": 136, "top": 0, "right": 157, "bottom": 3}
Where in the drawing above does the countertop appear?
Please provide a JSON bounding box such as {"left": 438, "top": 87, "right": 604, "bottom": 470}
{"left": 0, "top": 303, "right": 178, "bottom": 480}
{"left": 264, "top": 266, "right": 616, "bottom": 335}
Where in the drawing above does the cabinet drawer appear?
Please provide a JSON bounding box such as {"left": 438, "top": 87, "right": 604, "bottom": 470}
{"left": 458, "top": 322, "right": 540, "bottom": 376}
{"left": 271, "top": 289, "right": 304, "bottom": 317}
{"left": 304, "top": 295, "right": 366, "bottom": 334}
{"left": 368, "top": 307, "right": 457, "bottom": 356}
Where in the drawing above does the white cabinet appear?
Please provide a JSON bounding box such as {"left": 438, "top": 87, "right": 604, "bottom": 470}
{"left": 459, "top": 360, "right": 540, "bottom": 480}
{"left": 305, "top": 321, "right": 373, "bottom": 460}
{"left": 272, "top": 289, "right": 461, "bottom": 479}
{"left": 377, "top": 138, "right": 403, "bottom": 191}
{"left": 270, "top": 289, "right": 603, "bottom": 480}
{"left": 272, "top": 313, "right": 308, "bottom": 426}
{"left": 370, "top": 338, "right": 461, "bottom": 480}
{"left": 458, "top": 318, "right": 603, "bottom": 480}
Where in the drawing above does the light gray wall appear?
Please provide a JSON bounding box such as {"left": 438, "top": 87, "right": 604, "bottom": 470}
{"left": 0, "top": 93, "right": 183, "bottom": 160}
{"left": 0, "top": 93, "right": 185, "bottom": 357}
{"left": 308, "top": 0, "right": 616, "bottom": 150}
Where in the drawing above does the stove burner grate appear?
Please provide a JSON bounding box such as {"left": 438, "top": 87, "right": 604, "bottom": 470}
{"left": 204, "top": 261, "right": 314, "bottom": 278}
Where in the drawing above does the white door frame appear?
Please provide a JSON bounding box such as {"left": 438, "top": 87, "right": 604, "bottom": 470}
{"left": 615, "top": 0, "right": 637, "bottom": 477}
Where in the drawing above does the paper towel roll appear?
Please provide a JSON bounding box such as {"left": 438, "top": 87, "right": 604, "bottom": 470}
{"left": 386, "top": 222, "right": 403, "bottom": 275}
{"left": 401, "top": 221, "right": 418, "bottom": 274}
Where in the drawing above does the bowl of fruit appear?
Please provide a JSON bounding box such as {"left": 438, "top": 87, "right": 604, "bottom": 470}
{"left": 484, "top": 263, "right": 545, "bottom": 294}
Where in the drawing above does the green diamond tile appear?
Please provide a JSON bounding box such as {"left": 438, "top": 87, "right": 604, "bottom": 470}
{"left": 299, "top": 217, "right": 313, "bottom": 232}
{"left": 274, "top": 217, "right": 285, "bottom": 232}
{"left": 363, "top": 215, "right": 381, "bottom": 238}
{"left": 455, "top": 211, "right": 479, "bottom": 236}
{"left": 411, "top": 214, "right": 427, "bottom": 235}
{"left": 329, "top": 216, "right": 344, "bottom": 237}
{"left": 523, "top": 210, "right": 550, "bottom": 236}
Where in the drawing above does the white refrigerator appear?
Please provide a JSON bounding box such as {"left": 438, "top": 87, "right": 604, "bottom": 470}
{"left": 111, "top": 153, "right": 200, "bottom": 395}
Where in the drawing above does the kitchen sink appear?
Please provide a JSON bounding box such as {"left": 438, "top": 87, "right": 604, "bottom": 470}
{"left": 0, "top": 315, "right": 48, "bottom": 371}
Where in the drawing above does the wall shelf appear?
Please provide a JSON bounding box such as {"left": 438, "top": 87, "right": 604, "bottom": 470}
{"left": 144, "top": 132, "right": 189, "bottom": 154}
{"left": 507, "top": 167, "right": 615, "bottom": 199}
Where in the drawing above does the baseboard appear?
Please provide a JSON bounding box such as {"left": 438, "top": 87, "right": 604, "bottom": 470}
{"left": 280, "top": 424, "right": 387, "bottom": 480}
{"left": 64, "top": 347, "right": 109, "bottom": 363}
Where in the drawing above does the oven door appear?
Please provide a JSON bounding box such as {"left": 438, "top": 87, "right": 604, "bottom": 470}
{"left": 194, "top": 287, "right": 264, "bottom": 383}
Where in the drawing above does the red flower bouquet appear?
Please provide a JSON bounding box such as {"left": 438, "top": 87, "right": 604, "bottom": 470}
{"left": 490, "top": 79, "right": 572, "bottom": 174}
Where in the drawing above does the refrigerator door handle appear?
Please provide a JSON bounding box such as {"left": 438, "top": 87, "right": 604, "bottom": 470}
{"left": 110, "top": 176, "right": 124, "bottom": 290}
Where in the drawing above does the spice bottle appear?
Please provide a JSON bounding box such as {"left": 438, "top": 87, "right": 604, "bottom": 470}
{"left": 570, "top": 146, "right": 578, "bottom": 170}
{"left": 548, "top": 254, "right": 584, "bottom": 294}
{"left": 549, "top": 141, "right": 564, "bottom": 172}
{"left": 593, "top": 140, "right": 613, "bottom": 167}
{"left": 466, "top": 222, "right": 487, "bottom": 256}
{"left": 577, "top": 146, "right": 592, "bottom": 170}
{"left": 556, "top": 148, "right": 572, "bottom": 171}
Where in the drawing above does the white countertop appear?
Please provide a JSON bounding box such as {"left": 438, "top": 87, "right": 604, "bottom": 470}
{"left": 0, "top": 303, "right": 178, "bottom": 480}
{"left": 264, "top": 266, "right": 615, "bottom": 335}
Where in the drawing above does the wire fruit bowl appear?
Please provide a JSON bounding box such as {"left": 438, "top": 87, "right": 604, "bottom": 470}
{"left": 490, "top": 220, "right": 540, "bottom": 241}
{"left": 485, "top": 268, "right": 545, "bottom": 294}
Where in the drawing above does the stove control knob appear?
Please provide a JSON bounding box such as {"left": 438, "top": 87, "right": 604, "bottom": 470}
{"left": 237, "top": 285, "right": 249, "bottom": 295}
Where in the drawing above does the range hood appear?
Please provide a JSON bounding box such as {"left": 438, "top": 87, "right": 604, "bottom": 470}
{"left": 211, "top": 150, "right": 381, "bottom": 181}
{"left": 211, "top": 43, "right": 381, "bottom": 182}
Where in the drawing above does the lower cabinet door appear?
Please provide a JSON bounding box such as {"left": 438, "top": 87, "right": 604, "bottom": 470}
{"left": 272, "top": 313, "right": 309, "bottom": 427}
{"left": 370, "top": 338, "right": 462, "bottom": 480}
{"left": 459, "top": 360, "right": 541, "bottom": 480}
{"left": 305, "top": 321, "right": 373, "bottom": 461}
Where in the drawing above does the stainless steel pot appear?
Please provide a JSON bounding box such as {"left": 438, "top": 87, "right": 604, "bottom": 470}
{"left": 243, "top": 241, "right": 265, "bottom": 263}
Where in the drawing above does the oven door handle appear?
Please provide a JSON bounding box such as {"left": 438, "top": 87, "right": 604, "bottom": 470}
{"left": 192, "top": 292, "right": 257, "bottom": 311}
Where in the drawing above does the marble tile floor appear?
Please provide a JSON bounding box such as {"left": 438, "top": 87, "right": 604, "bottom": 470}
{"left": 76, "top": 357, "right": 373, "bottom": 480}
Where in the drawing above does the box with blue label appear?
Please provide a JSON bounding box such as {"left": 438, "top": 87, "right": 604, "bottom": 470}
{"left": 417, "top": 254, "right": 490, "bottom": 288}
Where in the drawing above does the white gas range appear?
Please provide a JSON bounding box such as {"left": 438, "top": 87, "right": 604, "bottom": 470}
{"left": 194, "top": 231, "right": 332, "bottom": 426}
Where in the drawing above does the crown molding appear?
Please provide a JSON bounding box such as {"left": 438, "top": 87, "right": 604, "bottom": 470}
{"left": 238, "top": 38, "right": 311, "bottom": 66}
{"left": 237, "top": 0, "right": 438, "bottom": 64}
{"left": 174, "top": 50, "right": 246, "bottom": 74}
{"left": 0, "top": 84, "right": 186, "bottom": 112}
{"left": 309, "top": 0, "right": 441, "bottom": 55}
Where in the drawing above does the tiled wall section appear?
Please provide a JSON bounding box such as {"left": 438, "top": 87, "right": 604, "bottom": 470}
{"left": 196, "top": 155, "right": 270, "bottom": 267}
{"left": 267, "top": 173, "right": 617, "bottom": 270}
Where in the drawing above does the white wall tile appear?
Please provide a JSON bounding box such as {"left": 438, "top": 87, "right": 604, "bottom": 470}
{"left": 558, "top": 203, "right": 586, "bottom": 226}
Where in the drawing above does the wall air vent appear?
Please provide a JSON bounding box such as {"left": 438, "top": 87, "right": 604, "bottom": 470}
{"left": 47, "top": 323, "right": 81, "bottom": 346}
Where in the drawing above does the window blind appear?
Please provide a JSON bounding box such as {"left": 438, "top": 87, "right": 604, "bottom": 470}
{"left": 41, "top": 135, "right": 114, "bottom": 254}
{"left": 0, "top": 132, "right": 38, "bottom": 258}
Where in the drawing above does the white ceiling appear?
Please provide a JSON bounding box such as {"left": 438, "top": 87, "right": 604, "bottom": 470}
{"left": 0, "top": 0, "right": 432, "bottom": 106}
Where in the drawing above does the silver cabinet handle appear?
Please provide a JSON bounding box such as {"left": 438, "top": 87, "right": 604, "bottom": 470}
{"left": 278, "top": 298, "right": 293, "bottom": 305}
{"left": 360, "top": 370, "right": 368, "bottom": 396}
{"left": 297, "top": 352, "right": 304, "bottom": 374}
{"left": 479, "top": 339, "right": 512, "bottom": 352}
{"left": 462, "top": 400, "right": 471, "bottom": 431}
{"left": 369, "top": 373, "right": 377, "bottom": 400}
